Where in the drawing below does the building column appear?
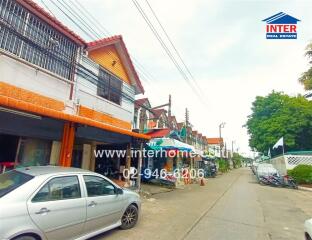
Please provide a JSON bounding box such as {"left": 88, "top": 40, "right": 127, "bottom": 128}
{"left": 89, "top": 142, "right": 97, "bottom": 171}
{"left": 136, "top": 142, "right": 144, "bottom": 190}
{"left": 50, "top": 141, "right": 61, "bottom": 165}
{"left": 59, "top": 122, "right": 75, "bottom": 167}
{"left": 81, "top": 144, "right": 92, "bottom": 170}
{"left": 125, "top": 143, "right": 132, "bottom": 187}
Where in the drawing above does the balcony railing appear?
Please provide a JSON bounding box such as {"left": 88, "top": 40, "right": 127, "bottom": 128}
{"left": 0, "top": 0, "right": 78, "bottom": 80}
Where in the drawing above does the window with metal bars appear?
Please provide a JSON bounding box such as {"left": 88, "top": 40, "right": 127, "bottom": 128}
{"left": 0, "top": 0, "right": 79, "bottom": 80}
{"left": 97, "top": 68, "right": 122, "bottom": 105}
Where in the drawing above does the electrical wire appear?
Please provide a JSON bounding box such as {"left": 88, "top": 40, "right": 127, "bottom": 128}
{"left": 49, "top": 0, "right": 152, "bottom": 87}
{"left": 70, "top": 0, "right": 156, "bottom": 85}
{"left": 144, "top": 0, "right": 205, "bottom": 96}
{"left": 131, "top": 0, "right": 207, "bottom": 105}
{"left": 41, "top": 0, "right": 55, "bottom": 17}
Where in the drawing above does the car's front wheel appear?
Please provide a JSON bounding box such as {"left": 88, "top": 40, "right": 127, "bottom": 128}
{"left": 12, "top": 235, "right": 38, "bottom": 240}
{"left": 120, "top": 204, "right": 138, "bottom": 230}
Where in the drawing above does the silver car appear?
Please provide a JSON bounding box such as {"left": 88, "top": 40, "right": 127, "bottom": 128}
{"left": 0, "top": 166, "right": 141, "bottom": 240}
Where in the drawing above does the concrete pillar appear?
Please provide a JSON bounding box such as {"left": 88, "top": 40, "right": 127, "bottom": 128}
{"left": 125, "top": 143, "right": 131, "bottom": 187}
{"left": 89, "top": 142, "right": 97, "bottom": 171}
{"left": 136, "top": 142, "right": 143, "bottom": 190}
{"left": 81, "top": 144, "right": 91, "bottom": 170}
{"left": 50, "top": 141, "right": 61, "bottom": 166}
{"left": 59, "top": 122, "right": 75, "bottom": 167}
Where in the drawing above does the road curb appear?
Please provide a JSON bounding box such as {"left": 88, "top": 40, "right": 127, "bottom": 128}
{"left": 298, "top": 186, "right": 312, "bottom": 192}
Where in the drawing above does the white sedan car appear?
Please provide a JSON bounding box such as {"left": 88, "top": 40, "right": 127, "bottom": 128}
{"left": 0, "top": 166, "right": 141, "bottom": 240}
{"left": 305, "top": 218, "right": 312, "bottom": 240}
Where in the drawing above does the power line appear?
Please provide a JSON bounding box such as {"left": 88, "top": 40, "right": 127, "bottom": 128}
{"left": 131, "top": 0, "right": 207, "bottom": 105}
{"left": 72, "top": 0, "right": 111, "bottom": 37}
{"left": 47, "top": 0, "right": 152, "bottom": 86}
{"left": 144, "top": 0, "right": 205, "bottom": 96}
{"left": 70, "top": 0, "right": 159, "bottom": 85}
{"left": 41, "top": 0, "right": 55, "bottom": 17}
{"left": 47, "top": 0, "right": 96, "bottom": 41}
{"left": 58, "top": 0, "right": 102, "bottom": 39}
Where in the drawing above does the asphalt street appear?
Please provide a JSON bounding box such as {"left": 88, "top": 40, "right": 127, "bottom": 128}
{"left": 94, "top": 168, "right": 312, "bottom": 240}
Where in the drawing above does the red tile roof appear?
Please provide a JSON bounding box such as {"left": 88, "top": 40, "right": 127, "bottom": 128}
{"left": 146, "top": 128, "right": 170, "bottom": 138}
{"left": 168, "top": 115, "right": 175, "bottom": 122}
{"left": 87, "top": 35, "right": 144, "bottom": 94}
{"left": 17, "top": 0, "right": 86, "bottom": 46}
{"left": 207, "top": 138, "right": 223, "bottom": 145}
{"left": 152, "top": 109, "right": 167, "bottom": 119}
{"left": 135, "top": 98, "right": 149, "bottom": 109}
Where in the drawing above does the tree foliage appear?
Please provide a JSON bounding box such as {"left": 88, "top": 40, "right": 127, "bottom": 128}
{"left": 232, "top": 153, "right": 242, "bottom": 168}
{"left": 246, "top": 92, "right": 312, "bottom": 153}
{"left": 299, "top": 43, "right": 312, "bottom": 90}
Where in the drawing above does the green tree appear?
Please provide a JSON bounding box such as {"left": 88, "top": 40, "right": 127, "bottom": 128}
{"left": 299, "top": 43, "right": 312, "bottom": 90}
{"left": 246, "top": 92, "right": 312, "bottom": 153}
{"left": 232, "top": 153, "right": 242, "bottom": 168}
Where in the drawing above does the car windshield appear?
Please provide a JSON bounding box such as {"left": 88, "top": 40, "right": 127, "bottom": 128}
{"left": 0, "top": 170, "right": 34, "bottom": 198}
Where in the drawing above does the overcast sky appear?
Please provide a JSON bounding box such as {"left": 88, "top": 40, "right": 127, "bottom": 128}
{"left": 36, "top": 0, "right": 312, "bottom": 157}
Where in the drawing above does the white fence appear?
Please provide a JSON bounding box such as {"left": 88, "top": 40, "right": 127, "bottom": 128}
{"left": 270, "top": 154, "right": 312, "bottom": 175}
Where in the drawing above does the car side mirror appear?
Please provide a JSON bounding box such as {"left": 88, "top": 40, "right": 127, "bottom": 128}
{"left": 116, "top": 188, "right": 123, "bottom": 195}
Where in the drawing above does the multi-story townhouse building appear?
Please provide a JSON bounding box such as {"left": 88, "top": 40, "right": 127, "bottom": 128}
{"left": 197, "top": 133, "right": 203, "bottom": 150}
{"left": 0, "top": 0, "right": 149, "bottom": 172}
{"left": 151, "top": 108, "right": 168, "bottom": 129}
{"left": 191, "top": 130, "right": 198, "bottom": 147}
{"left": 202, "top": 136, "right": 208, "bottom": 153}
{"left": 207, "top": 138, "right": 224, "bottom": 158}
{"left": 168, "top": 115, "right": 178, "bottom": 131}
{"left": 133, "top": 98, "right": 155, "bottom": 133}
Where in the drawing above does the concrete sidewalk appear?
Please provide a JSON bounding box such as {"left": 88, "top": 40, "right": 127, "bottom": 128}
{"left": 140, "top": 183, "right": 174, "bottom": 197}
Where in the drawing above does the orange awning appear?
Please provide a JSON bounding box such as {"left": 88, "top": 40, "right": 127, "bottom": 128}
{"left": 0, "top": 95, "right": 150, "bottom": 140}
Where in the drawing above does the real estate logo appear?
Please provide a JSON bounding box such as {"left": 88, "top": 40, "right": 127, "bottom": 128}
{"left": 262, "top": 12, "right": 300, "bottom": 39}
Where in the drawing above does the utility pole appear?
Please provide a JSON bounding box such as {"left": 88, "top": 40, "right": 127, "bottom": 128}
{"left": 219, "top": 122, "right": 225, "bottom": 158}
{"left": 168, "top": 94, "right": 172, "bottom": 129}
{"left": 231, "top": 140, "right": 235, "bottom": 168}
{"left": 151, "top": 94, "right": 172, "bottom": 129}
{"left": 185, "top": 108, "right": 189, "bottom": 144}
{"left": 168, "top": 95, "right": 171, "bottom": 119}
{"left": 136, "top": 141, "right": 143, "bottom": 190}
{"left": 231, "top": 140, "right": 235, "bottom": 158}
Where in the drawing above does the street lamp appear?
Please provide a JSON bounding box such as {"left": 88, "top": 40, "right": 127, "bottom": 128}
{"left": 231, "top": 140, "right": 236, "bottom": 157}
{"left": 219, "top": 122, "right": 225, "bottom": 158}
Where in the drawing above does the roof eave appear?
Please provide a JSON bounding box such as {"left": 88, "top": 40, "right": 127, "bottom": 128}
{"left": 87, "top": 36, "right": 145, "bottom": 94}
{"left": 17, "top": 0, "right": 87, "bottom": 47}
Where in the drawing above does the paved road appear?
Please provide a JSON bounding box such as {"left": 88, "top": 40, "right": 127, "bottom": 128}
{"left": 94, "top": 168, "right": 312, "bottom": 240}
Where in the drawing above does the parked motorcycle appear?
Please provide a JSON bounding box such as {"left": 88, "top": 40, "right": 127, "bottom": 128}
{"left": 282, "top": 175, "right": 298, "bottom": 189}
{"left": 258, "top": 175, "right": 271, "bottom": 185}
{"left": 259, "top": 173, "right": 298, "bottom": 189}
{"left": 267, "top": 174, "right": 283, "bottom": 187}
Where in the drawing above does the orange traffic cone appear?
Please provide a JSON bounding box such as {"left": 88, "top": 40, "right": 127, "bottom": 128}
{"left": 200, "top": 178, "right": 205, "bottom": 186}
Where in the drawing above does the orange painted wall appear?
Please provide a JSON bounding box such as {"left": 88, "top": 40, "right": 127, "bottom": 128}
{"left": 0, "top": 94, "right": 150, "bottom": 139}
{"left": 0, "top": 82, "right": 65, "bottom": 111}
{"left": 0, "top": 82, "right": 132, "bottom": 130}
{"left": 88, "top": 46, "right": 131, "bottom": 84}
{"left": 79, "top": 105, "right": 131, "bottom": 130}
